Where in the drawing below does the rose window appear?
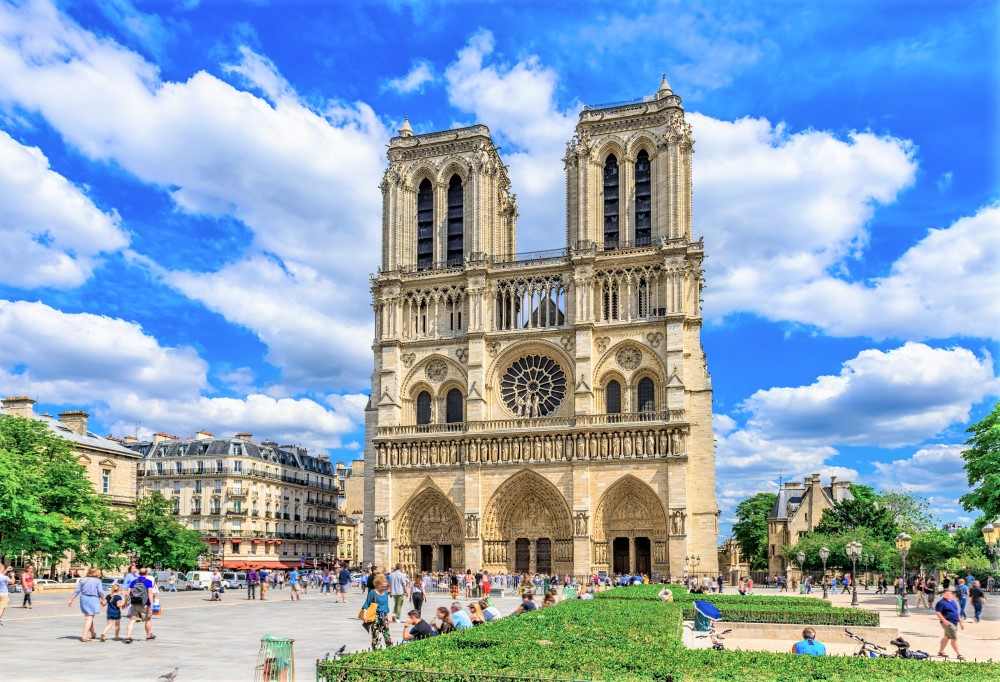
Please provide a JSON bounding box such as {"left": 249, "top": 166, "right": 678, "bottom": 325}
{"left": 501, "top": 355, "right": 566, "bottom": 417}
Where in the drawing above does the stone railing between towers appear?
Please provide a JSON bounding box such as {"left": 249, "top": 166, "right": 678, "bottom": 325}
{"left": 373, "top": 421, "right": 688, "bottom": 471}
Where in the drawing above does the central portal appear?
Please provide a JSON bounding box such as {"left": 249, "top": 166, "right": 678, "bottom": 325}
{"left": 613, "top": 537, "right": 630, "bottom": 573}
{"left": 419, "top": 545, "right": 433, "bottom": 572}
{"left": 514, "top": 538, "right": 530, "bottom": 572}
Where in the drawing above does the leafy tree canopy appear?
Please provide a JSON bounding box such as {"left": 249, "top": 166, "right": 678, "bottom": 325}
{"left": 880, "top": 490, "right": 936, "bottom": 534}
{"left": 813, "top": 484, "right": 900, "bottom": 542}
{"left": 785, "top": 528, "right": 898, "bottom": 573}
{"left": 960, "top": 401, "right": 1000, "bottom": 522}
{"left": 0, "top": 415, "right": 123, "bottom": 568}
{"left": 732, "top": 492, "right": 777, "bottom": 570}
{"left": 119, "top": 492, "right": 207, "bottom": 571}
{"left": 906, "top": 529, "right": 957, "bottom": 570}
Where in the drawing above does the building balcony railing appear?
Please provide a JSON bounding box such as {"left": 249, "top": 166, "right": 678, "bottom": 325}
{"left": 138, "top": 467, "right": 340, "bottom": 492}
{"left": 376, "top": 410, "right": 685, "bottom": 438}
{"left": 226, "top": 509, "right": 248, "bottom": 517}
{"left": 102, "top": 493, "right": 137, "bottom": 507}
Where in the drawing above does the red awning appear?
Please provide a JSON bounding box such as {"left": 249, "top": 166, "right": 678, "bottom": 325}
{"left": 207, "top": 537, "right": 219, "bottom": 544}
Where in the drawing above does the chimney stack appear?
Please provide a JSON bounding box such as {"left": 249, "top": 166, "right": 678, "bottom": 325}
{"left": 152, "top": 432, "right": 178, "bottom": 445}
{"left": 234, "top": 432, "right": 252, "bottom": 442}
{"left": 2, "top": 395, "right": 36, "bottom": 419}
{"left": 123, "top": 435, "right": 138, "bottom": 445}
{"left": 195, "top": 430, "right": 214, "bottom": 441}
{"left": 58, "top": 410, "right": 89, "bottom": 436}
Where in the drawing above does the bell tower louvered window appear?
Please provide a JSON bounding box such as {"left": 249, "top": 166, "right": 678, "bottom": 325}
{"left": 416, "top": 391, "right": 432, "bottom": 425}
{"left": 635, "top": 150, "right": 651, "bottom": 246}
{"left": 603, "top": 154, "right": 620, "bottom": 250}
{"left": 446, "top": 174, "right": 464, "bottom": 266}
{"left": 416, "top": 178, "right": 434, "bottom": 270}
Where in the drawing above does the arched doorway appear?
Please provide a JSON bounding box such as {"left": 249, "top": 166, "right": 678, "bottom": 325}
{"left": 594, "top": 475, "right": 668, "bottom": 576}
{"left": 482, "top": 470, "right": 574, "bottom": 575}
{"left": 394, "top": 485, "right": 464, "bottom": 574}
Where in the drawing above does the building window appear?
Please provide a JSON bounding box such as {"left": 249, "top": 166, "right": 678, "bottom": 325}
{"left": 175, "top": 461, "right": 182, "bottom": 474}
{"left": 603, "top": 154, "right": 620, "bottom": 249}
{"left": 197, "top": 460, "right": 205, "bottom": 474}
{"left": 634, "top": 149, "right": 652, "bottom": 245}
{"left": 156, "top": 462, "right": 164, "bottom": 475}
{"left": 446, "top": 174, "right": 463, "bottom": 266}
{"left": 233, "top": 481, "right": 242, "bottom": 495}
{"left": 250, "top": 543, "right": 257, "bottom": 555}
{"left": 416, "top": 178, "right": 434, "bottom": 270}
{"left": 446, "top": 388, "right": 464, "bottom": 424}
{"left": 191, "top": 519, "right": 200, "bottom": 530}
{"left": 416, "top": 391, "right": 432, "bottom": 425}
{"left": 173, "top": 480, "right": 181, "bottom": 493}
{"left": 233, "top": 500, "right": 242, "bottom": 513}
{"left": 172, "top": 497, "right": 180, "bottom": 514}
{"left": 637, "top": 277, "right": 649, "bottom": 318}
{"left": 232, "top": 443, "right": 243, "bottom": 456}
{"left": 232, "top": 520, "right": 241, "bottom": 532}
{"left": 216, "top": 459, "right": 224, "bottom": 473}
{"left": 214, "top": 479, "right": 222, "bottom": 493}
{"left": 231, "top": 542, "right": 240, "bottom": 554}
{"left": 101, "top": 469, "right": 111, "bottom": 494}
{"left": 637, "top": 377, "right": 655, "bottom": 413}
{"left": 194, "top": 480, "right": 202, "bottom": 493}
{"left": 602, "top": 285, "right": 619, "bottom": 321}
{"left": 234, "top": 460, "right": 242, "bottom": 473}
{"left": 448, "top": 296, "right": 463, "bottom": 332}
{"left": 605, "top": 380, "right": 622, "bottom": 415}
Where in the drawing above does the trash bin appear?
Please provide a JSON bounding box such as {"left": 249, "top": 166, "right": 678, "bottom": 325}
{"left": 255, "top": 635, "right": 295, "bottom": 682}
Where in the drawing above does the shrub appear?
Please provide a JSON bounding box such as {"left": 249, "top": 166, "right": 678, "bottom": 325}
{"left": 680, "top": 604, "right": 879, "bottom": 626}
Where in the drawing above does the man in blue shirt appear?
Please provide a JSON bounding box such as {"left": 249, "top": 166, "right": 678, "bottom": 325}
{"left": 935, "top": 589, "right": 964, "bottom": 659}
{"left": 955, "top": 578, "right": 970, "bottom": 620}
{"left": 288, "top": 569, "right": 301, "bottom": 601}
{"left": 337, "top": 565, "right": 352, "bottom": 604}
{"left": 791, "top": 627, "right": 826, "bottom": 656}
{"left": 449, "top": 602, "right": 473, "bottom": 629}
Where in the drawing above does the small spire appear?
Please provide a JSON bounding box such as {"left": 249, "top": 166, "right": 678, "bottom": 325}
{"left": 398, "top": 117, "right": 413, "bottom": 137}
{"left": 657, "top": 73, "right": 672, "bottom": 98}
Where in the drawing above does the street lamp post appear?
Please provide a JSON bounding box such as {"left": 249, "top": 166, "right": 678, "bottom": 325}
{"left": 846, "top": 540, "right": 862, "bottom": 607}
{"left": 797, "top": 551, "right": 806, "bottom": 593}
{"left": 896, "top": 532, "right": 912, "bottom": 617}
{"left": 982, "top": 522, "right": 999, "bottom": 573}
{"left": 819, "top": 547, "right": 830, "bottom": 599}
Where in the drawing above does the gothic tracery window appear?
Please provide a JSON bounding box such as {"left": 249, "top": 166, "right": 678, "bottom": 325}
{"left": 446, "top": 174, "right": 464, "bottom": 266}
{"left": 637, "top": 377, "right": 655, "bottom": 413}
{"left": 416, "top": 178, "right": 434, "bottom": 270}
{"left": 416, "top": 391, "right": 432, "bottom": 425}
{"left": 501, "top": 355, "right": 567, "bottom": 417}
{"left": 635, "top": 150, "right": 652, "bottom": 245}
{"left": 605, "top": 380, "right": 622, "bottom": 415}
{"left": 603, "top": 154, "right": 620, "bottom": 250}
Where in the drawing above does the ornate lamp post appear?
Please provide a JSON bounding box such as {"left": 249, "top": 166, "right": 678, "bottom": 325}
{"left": 819, "top": 547, "right": 830, "bottom": 599}
{"left": 846, "top": 540, "right": 862, "bottom": 606}
{"left": 796, "top": 551, "right": 806, "bottom": 592}
{"left": 896, "top": 532, "right": 912, "bottom": 617}
{"left": 982, "top": 522, "right": 999, "bottom": 573}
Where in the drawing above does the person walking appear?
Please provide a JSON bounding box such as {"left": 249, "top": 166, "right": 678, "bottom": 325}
{"left": 247, "top": 568, "right": 259, "bottom": 600}
{"left": 166, "top": 571, "right": 177, "bottom": 593}
{"left": 0, "top": 563, "right": 14, "bottom": 624}
{"left": 388, "top": 564, "right": 409, "bottom": 620}
{"left": 67, "top": 567, "right": 106, "bottom": 642}
{"left": 123, "top": 567, "right": 155, "bottom": 644}
{"left": 20, "top": 565, "right": 34, "bottom": 609}
{"left": 411, "top": 573, "right": 425, "bottom": 615}
{"left": 99, "top": 584, "right": 124, "bottom": 641}
{"left": 288, "top": 568, "right": 301, "bottom": 600}
{"left": 934, "top": 589, "right": 964, "bottom": 660}
{"left": 970, "top": 580, "right": 986, "bottom": 623}
{"left": 360, "top": 575, "right": 393, "bottom": 650}
{"left": 337, "top": 564, "right": 351, "bottom": 604}
{"left": 956, "top": 578, "right": 970, "bottom": 620}
{"left": 210, "top": 569, "right": 223, "bottom": 601}
{"left": 449, "top": 570, "right": 460, "bottom": 600}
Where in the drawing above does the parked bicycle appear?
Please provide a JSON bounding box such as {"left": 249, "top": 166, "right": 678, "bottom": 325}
{"left": 845, "top": 629, "right": 886, "bottom": 658}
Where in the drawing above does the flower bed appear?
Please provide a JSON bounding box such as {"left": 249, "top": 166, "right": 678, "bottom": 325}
{"left": 316, "top": 598, "right": 1000, "bottom": 681}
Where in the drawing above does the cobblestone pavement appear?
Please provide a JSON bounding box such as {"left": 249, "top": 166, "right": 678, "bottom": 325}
{"left": 0, "top": 586, "right": 524, "bottom": 682}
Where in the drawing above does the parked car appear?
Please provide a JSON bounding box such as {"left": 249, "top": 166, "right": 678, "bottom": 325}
{"left": 222, "top": 571, "right": 246, "bottom": 590}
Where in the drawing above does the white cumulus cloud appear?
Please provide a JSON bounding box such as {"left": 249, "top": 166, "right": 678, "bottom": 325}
{"left": 384, "top": 60, "right": 434, "bottom": 94}
{"left": 0, "top": 130, "right": 128, "bottom": 288}
{"left": 872, "top": 444, "right": 968, "bottom": 494}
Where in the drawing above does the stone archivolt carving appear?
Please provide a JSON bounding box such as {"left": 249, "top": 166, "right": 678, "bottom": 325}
{"left": 615, "top": 347, "right": 642, "bottom": 371}
{"left": 482, "top": 470, "right": 573, "bottom": 545}
{"left": 425, "top": 360, "right": 448, "bottom": 382}
{"left": 374, "top": 426, "right": 688, "bottom": 470}
{"left": 593, "top": 475, "right": 668, "bottom": 543}
{"left": 396, "top": 487, "right": 463, "bottom": 546}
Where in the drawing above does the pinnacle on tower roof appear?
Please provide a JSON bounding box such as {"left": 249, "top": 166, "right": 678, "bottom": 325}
{"left": 398, "top": 117, "right": 413, "bottom": 137}
{"left": 656, "top": 73, "right": 672, "bottom": 98}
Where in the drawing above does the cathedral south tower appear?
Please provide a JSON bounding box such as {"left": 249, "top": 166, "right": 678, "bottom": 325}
{"left": 363, "top": 77, "right": 719, "bottom": 578}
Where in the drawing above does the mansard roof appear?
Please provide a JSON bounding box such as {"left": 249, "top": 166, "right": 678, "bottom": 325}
{"left": 127, "top": 435, "right": 333, "bottom": 475}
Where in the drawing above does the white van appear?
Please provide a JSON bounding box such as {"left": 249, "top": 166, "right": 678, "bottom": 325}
{"left": 222, "top": 571, "right": 247, "bottom": 590}
{"left": 178, "top": 571, "right": 212, "bottom": 590}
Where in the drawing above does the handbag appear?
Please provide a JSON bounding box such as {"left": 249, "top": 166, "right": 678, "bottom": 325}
{"left": 359, "top": 601, "right": 378, "bottom": 624}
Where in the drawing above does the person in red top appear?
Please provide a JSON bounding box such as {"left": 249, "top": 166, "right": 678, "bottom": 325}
{"left": 21, "top": 565, "right": 35, "bottom": 609}
{"left": 480, "top": 570, "right": 492, "bottom": 599}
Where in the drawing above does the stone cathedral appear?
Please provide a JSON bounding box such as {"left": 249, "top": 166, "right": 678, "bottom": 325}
{"left": 363, "top": 77, "right": 719, "bottom": 578}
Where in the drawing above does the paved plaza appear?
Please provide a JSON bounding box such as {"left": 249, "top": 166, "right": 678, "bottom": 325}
{"left": 1, "top": 585, "right": 996, "bottom": 681}
{"left": 0, "top": 586, "right": 524, "bottom": 682}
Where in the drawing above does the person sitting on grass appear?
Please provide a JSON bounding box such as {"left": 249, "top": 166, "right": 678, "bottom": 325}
{"left": 515, "top": 591, "right": 538, "bottom": 614}
{"left": 402, "top": 609, "right": 435, "bottom": 641}
{"left": 542, "top": 593, "right": 556, "bottom": 608}
{"left": 480, "top": 599, "right": 502, "bottom": 621}
{"left": 791, "top": 627, "right": 826, "bottom": 656}
{"left": 450, "top": 601, "right": 473, "bottom": 630}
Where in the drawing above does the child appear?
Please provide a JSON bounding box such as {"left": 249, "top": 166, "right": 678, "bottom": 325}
{"left": 99, "top": 584, "right": 123, "bottom": 641}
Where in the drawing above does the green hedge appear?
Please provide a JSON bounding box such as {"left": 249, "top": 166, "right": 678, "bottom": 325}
{"left": 679, "top": 604, "right": 879, "bottom": 626}
{"left": 596, "top": 586, "right": 834, "bottom": 609}
{"left": 317, "top": 598, "right": 1000, "bottom": 681}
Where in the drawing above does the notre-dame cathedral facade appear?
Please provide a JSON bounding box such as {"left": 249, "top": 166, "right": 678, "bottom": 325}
{"left": 363, "top": 77, "right": 718, "bottom": 578}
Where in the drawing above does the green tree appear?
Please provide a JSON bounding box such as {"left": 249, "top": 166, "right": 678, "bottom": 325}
{"left": 732, "top": 492, "right": 777, "bottom": 570}
{"left": 943, "top": 549, "right": 991, "bottom": 575}
{"left": 814, "top": 484, "right": 899, "bottom": 542}
{"left": 787, "top": 528, "right": 897, "bottom": 573}
{"left": 960, "top": 401, "right": 1000, "bottom": 521}
{"left": 906, "top": 529, "right": 957, "bottom": 571}
{"left": 119, "top": 492, "right": 207, "bottom": 570}
{"left": 0, "top": 415, "right": 123, "bottom": 567}
{"left": 880, "top": 490, "right": 936, "bottom": 533}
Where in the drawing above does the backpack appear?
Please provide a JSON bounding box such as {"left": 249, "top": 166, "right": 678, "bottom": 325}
{"left": 130, "top": 579, "right": 149, "bottom": 606}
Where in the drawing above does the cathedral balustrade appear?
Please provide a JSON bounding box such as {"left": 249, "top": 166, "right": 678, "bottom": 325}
{"left": 376, "top": 409, "right": 684, "bottom": 437}
{"left": 373, "top": 422, "right": 688, "bottom": 471}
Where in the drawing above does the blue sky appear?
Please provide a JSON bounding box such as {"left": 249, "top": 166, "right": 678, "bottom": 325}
{"left": 0, "top": 0, "right": 997, "bottom": 533}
